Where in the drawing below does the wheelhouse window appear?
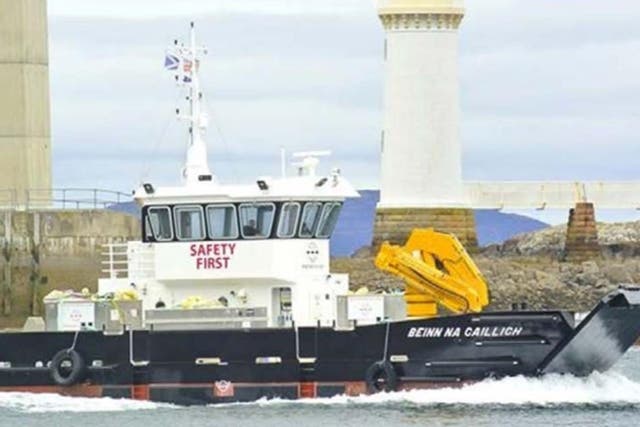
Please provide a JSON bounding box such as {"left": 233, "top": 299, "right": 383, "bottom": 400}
{"left": 298, "top": 202, "right": 322, "bottom": 238}
{"left": 316, "top": 202, "right": 342, "bottom": 238}
{"left": 174, "top": 205, "right": 205, "bottom": 241}
{"left": 207, "top": 204, "right": 239, "bottom": 240}
{"left": 239, "top": 203, "right": 275, "bottom": 239}
{"left": 277, "top": 202, "right": 301, "bottom": 238}
{"left": 147, "top": 206, "right": 173, "bottom": 241}
{"left": 145, "top": 216, "right": 155, "bottom": 240}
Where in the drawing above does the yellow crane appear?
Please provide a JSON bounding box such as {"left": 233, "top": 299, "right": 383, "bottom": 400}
{"left": 375, "top": 228, "right": 490, "bottom": 317}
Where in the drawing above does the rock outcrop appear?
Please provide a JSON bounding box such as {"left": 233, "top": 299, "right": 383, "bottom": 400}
{"left": 491, "top": 221, "right": 640, "bottom": 258}
{"left": 332, "top": 254, "right": 640, "bottom": 312}
{"left": 332, "top": 221, "right": 640, "bottom": 313}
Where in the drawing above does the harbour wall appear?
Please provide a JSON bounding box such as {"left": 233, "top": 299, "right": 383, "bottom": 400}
{"left": 0, "top": 209, "right": 140, "bottom": 328}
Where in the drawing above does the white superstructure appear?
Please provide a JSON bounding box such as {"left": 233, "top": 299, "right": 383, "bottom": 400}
{"left": 377, "top": 0, "right": 466, "bottom": 208}
{"left": 97, "top": 24, "right": 388, "bottom": 329}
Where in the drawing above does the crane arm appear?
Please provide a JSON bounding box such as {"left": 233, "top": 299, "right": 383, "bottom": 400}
{"left": 375, "top": 228, "right": 490, "bottom": 316}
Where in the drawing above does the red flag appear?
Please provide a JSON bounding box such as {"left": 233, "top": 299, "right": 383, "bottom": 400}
{"left": 183, "top": 59, "right": 193, "bottom": 73}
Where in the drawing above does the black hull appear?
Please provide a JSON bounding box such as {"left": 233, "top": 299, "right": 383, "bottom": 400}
{"left": 1, "top": 288, "right": 640, "bottom": 405}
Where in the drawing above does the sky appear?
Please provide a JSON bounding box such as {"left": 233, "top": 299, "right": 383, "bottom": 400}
{"left": 46, "top": 0, "right": 640, "bottom": 223}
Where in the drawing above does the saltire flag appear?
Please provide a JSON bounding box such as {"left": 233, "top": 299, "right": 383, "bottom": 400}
{"left": 164, "top": 54, "right": 180, "bottom": 70}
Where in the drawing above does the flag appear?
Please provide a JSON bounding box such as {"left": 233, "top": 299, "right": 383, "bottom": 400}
{"left": 183, "top": 59, "right": 193, "bottom": 73}
{"left": 164, "top": 54, "right": 180, "bottom": 70}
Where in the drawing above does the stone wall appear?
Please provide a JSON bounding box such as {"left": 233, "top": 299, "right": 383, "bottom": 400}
{"left": 563, "top": 202, "right": 601, "bottom": 262}
{"left": 373, "top": 208, "right": 478, "bottom": 249}
{"left": 0, "top": 209, "right": 140, "bottom": 328}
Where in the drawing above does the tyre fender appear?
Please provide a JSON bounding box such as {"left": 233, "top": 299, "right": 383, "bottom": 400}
{"left": 365, "top": 360, "right": 397, "bottom": 393}
{"left": 50, "top": 349, "right": 86, "bottom": 387}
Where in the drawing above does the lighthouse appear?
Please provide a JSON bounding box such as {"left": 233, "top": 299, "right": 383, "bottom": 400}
{"left": 373, "top": 0, "right": 477, "bottom": 248}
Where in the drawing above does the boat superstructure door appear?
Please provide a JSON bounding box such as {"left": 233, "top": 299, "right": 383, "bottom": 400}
{"left": 272, "top": 287, "right": 293, "bottom": 327}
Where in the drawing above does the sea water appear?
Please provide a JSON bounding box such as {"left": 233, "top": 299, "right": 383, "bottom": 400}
{"left": 1, "top": 349, "right": 639, "bottom": 427}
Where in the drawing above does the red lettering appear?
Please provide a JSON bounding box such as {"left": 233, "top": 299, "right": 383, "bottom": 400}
{"left": 192, "top": 256, "right": 234, "bottom": 269}
{"left": 191, "top": 244, "right": 236, "bottom": 270}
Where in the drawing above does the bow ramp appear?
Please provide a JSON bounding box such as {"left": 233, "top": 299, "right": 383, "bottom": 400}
{"left": 540, "top": 286, "right": 640, "bottom": 376}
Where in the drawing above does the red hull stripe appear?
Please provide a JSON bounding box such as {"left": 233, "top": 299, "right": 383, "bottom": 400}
{"left": 0, "top": 380, "right": 474, "bottom": 400}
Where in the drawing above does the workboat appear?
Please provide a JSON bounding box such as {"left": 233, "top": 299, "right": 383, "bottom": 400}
{"left": 1, "top": 24, "right": 640, "bottom": 405}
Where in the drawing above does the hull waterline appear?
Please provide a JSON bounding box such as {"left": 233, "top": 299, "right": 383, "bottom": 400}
{"left": 1, "top": 288, "right": 639, "bottom": 405}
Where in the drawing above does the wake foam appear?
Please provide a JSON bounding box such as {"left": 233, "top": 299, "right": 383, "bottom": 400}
{"left": 3, "top": 371, "right": 639, "bottom": 412}
{"left": 0, "top": 392, "right": 172, "bottom": 413}
{"left": 259, "top": 372, "right": 640, "bottom": 407}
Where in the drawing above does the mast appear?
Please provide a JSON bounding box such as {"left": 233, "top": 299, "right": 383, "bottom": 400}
{"left": 166, "top": 22, "right": 213, "bottom": 185}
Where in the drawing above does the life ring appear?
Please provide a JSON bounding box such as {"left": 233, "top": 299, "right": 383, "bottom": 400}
{"left": 50, "top": 349, "right": 86, "bottom": 387}
{"left": 365, "top": 360, "right": 397, "bottom": 393}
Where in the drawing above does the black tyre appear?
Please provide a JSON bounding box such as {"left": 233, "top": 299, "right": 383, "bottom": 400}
{"left": 50, "top": 349, "right": 86, "bottom": 387}
{"left": 365, "top": 360, "right": 397, "bottom": 393}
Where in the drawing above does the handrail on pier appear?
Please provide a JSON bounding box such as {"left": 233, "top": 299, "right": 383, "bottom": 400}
{"left": 0, "top": 188, "right": 132, "bottom": 211}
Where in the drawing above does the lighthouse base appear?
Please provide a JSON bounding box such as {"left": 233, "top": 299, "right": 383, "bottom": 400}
{"left": 373, "top": 208, "right": 478, "bottom": 250}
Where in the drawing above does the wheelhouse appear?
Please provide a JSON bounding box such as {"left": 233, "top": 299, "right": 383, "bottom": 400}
{"left": 142, "top": 200, "right": 343, "bottom": 243}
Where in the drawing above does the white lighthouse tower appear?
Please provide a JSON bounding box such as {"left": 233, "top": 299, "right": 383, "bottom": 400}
{"left": 373, "top": 0, "right": 476, "bottom": 247}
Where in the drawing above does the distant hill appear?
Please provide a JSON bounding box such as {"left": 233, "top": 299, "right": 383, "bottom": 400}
{"left": 108, "top": 202, "right": 140, "bottom": 217}
{"left": 331, "top": 190, "right": 549, "bottom": 256}
{"left": 473, "top": 209, "right": 549, "bottom": 247}
{"left": 107, "top": 192, "right": 549, "bottom": 257}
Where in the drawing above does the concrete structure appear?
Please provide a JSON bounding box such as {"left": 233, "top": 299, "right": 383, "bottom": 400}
{"left": 0, "top": 209, "right": 140, "bottom": 327}
{"left": 373, "top": 0, "right": 476, "bottom": 247}
{"left": 466, "top": 181, "right": 640, "bottom": 210}
{"left": 0, "top": 0, "right": 52, "bottom": 204}
{"left": 377, "top": 0, "right": 465, "bottom": 208}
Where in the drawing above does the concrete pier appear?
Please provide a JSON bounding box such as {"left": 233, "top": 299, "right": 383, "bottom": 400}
{"left": 0, "top": 209, "right": 140, "bottom": 327}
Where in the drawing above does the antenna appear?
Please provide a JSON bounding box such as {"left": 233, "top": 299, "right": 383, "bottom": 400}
{"left": 291, "top": 150, "right": 331, "bottom": 177}
{"left": 165, "top": 23, "right": 213, "bottom": 185}
{"left": 291, "top": 150, "right": 331, "bottom": 159}
{"left": 280, "top": 147, "right": 287, "bottom": 178}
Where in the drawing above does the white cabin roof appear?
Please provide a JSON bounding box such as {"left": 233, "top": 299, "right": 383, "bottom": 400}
{"left": 134, "top": 173, "right": 359, "bottom": 206}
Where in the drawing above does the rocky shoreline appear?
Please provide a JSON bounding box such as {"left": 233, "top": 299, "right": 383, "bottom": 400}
{"left": 332, "top": 221, "right": 640, "bottom": 312}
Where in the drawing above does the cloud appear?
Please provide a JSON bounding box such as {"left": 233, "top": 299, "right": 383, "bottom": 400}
{"left": 49, "top": 12, "right": 383, "bottom": 191}
{"left": 48, "top": 0, "right": 373, "bottom": 18}
{"left": 47, "top": 0, "right": 640, "bottom": 203}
